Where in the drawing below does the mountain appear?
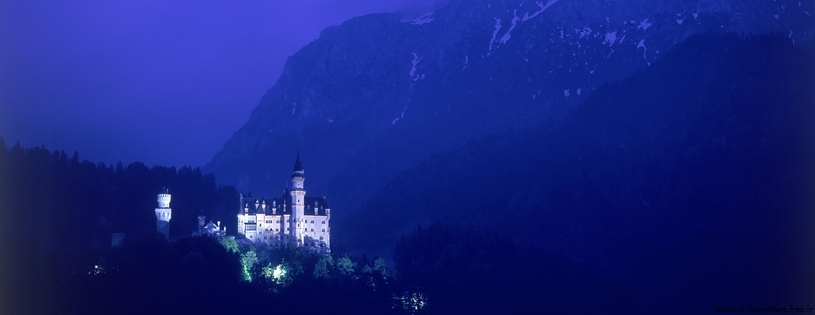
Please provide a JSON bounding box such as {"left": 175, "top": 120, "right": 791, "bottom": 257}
{"left": 205, "top": 0, "right": 813, "bottom": 215}
{"left": 340, "top": 32, "right": 815, "bottom": 306}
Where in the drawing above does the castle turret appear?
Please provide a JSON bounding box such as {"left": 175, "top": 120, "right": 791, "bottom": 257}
{"left": 291, "top": 153, "right": 306, "bottom": 242}
{"left": 154, "top": 188, "right": 172, "bottom": 239}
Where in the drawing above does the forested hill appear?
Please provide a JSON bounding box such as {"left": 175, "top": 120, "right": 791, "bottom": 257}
{"left": 0, "top": 141, "right": 238, "bottom": 250}
{"left": 0, "top": 142, "right": 242, "bottom": 313}
{"left": 339, "top": 32, "right": 815, "bottom": 305}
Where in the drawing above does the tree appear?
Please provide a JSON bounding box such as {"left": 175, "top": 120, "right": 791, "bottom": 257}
{"left": 218, "top": 237, "right": 239, "bottom": 254}
{"left": 313, "top": 255, "right": 334, "bottom": 279}
{"left": 240, "top": 251, "right": 258, "bottom": 281}
{"left": 373, "top": 258, "right": 389, "bottom": 278}
{"left": 335, "top": 255, "right": 356, "bottom": 276}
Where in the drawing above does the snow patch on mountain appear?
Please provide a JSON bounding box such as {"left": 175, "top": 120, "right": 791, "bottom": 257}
{"left": 489, "top": 18, "right": 502, "bottom": 53}
{"left": 522, "top": 0, "right": 559, "bottom": 21}
{"left": 410, "top": 12, "right": 434, "bottom": 25}
{"left": 500, "top": 10, "right": 520, "bottom": 44}
{"left": 637, "top": 19, "right": 653, "bottom": 31}
{"left": 392, "top": 107, "right": 407, "bottom": 125}
{"left": 577, "top": 27, "right": 592, "bottom": 39}
{"left": 604, "top": 31, "right": 618, "bottom": 47}
{"left": 636, "top": 39, "right": 647, "bottom": 59}
{"left": 410, "top": 52, "right": 423, "bottom": 80}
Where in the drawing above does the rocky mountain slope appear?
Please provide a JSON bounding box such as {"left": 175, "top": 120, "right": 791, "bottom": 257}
{"left": 340, "top": 32, "right": 815, "bottom": 305}
{"left": 205, "top": 0, "right": 813, "bottom": 213}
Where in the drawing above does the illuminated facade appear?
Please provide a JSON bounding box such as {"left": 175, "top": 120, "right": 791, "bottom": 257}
{"left": 237, "top": 154, "right": 331, "bottom": 251}
{"left": 197, "top": 214, "right": 227, "bottom": 237}
{"left": 154, "top": 188, "right": 172, "bottom": 239}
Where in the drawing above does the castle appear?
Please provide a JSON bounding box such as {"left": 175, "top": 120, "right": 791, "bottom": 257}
{"left": 236, "top": 153, "right": 331, "bottom": 250}
{"left": 153, "top": 188, "right": 227, "bottom": 240}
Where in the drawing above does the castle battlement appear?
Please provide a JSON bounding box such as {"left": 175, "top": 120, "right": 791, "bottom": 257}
{"left": 154, "top": 188, "right": 172, "bottom": 239}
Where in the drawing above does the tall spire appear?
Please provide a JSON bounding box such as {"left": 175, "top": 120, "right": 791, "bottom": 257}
{"left": 293, "top": 151, "right": 303, "bottom": 172}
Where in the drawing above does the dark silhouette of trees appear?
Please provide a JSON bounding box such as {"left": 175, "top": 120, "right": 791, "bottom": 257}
{"left": 0, "top": 143, "right": 238, "bottom": 315}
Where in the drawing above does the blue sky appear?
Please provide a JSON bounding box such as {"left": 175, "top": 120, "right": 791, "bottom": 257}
{"left": 0, "top": 0, "right": 438, "bottom": 167}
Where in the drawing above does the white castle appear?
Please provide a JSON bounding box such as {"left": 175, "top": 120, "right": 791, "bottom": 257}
{"left": 236, "top": 154, "right": 331, "bottom": 251}
{"left": 154, "top": 188, "right": 172, "bottom": 239}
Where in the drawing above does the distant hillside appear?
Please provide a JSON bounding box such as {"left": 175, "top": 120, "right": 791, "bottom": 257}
{"left": 339, "top": 32, "right": 815, "bottom": 305}
{"left": 0, "top": 142, "right": 244, "bottom": 314}
{"left": 0, "top": 142, "right": 238, "bottom": 248}
{"left": 205, "top": 0, "right": 813, "bottom": 215}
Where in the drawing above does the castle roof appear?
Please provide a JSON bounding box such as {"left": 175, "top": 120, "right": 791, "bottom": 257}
{"left": 293, "top": 153, "right": 303, "bottom": 172}
{"left": 239, "top": 194, "right": 329, "bottom": 216}
{"left": 204, "top": 221, "right": 219, "bottom": 230}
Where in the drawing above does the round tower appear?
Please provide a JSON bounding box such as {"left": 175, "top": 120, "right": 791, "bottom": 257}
{"left": 157, "top": 192, "right": 171, "bottom": 208}
{"left": 291, "top": 153, "right": 306, "bottom": 242}
{"left": 291, "top": 152, "right": 305, "bottom": 189}
{"left": 154, "top": 188, "right": 172, "bottom": 239}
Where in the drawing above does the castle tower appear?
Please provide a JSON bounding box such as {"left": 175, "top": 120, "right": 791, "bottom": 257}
{"left": 154, "top": 188, "right": 172, "bottom": 239}
{"left": 256, "top": 199, "right": 266, "bottom": 239}
{"left": 291, "top": 153, "right": 306, "bottom": 242}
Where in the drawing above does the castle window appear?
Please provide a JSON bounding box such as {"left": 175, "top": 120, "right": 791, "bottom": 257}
{"left": 319, "top": 236, "right": 323, "bottom": 240}
{"left": 322, "top": 229, "right": 325, "bottom": 232}
{"left": 311, "top": 220, "right": 314, "bottom": 223}
{"left": 311, "top": 228, "right": 314, "bottom": 232}
{"left": 322, "top": 221, "right": 325, "bottom": 224}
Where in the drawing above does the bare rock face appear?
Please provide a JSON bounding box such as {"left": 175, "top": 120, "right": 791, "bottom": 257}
{"left": 205, "top": 0, "right": 813, "bottom": 211}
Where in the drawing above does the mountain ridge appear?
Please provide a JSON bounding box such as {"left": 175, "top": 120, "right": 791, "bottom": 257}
{"left": 339, "top": 31, "right": 815, "bottom": 304}
{"left": 205, "top": 0, "right": 813, "bottom": 215}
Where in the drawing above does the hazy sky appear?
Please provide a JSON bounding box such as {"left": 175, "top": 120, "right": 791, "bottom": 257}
{"left": 0, "top": 0, "right": 438, "bottom": 168}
